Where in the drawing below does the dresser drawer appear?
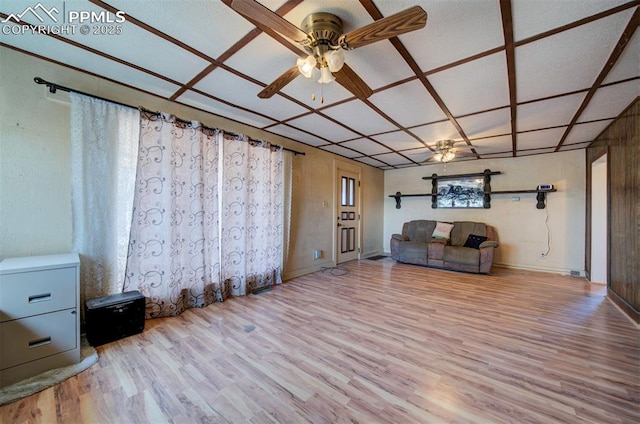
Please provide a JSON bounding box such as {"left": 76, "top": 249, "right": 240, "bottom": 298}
{"left": 0, "top": 267, "right": 76, "bottom": 322}
{"left": 0, "top": 309, "right": 78, "bottom": 370}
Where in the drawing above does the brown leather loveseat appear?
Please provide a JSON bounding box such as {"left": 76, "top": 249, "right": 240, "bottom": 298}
{"left": 390, "top": 220, "right": 499, "bottom": 274}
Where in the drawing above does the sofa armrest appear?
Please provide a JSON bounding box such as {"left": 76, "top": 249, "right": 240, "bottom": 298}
{"left": 479, "top": 240, "right": 499, "bottom": 249}
{"left": 392, "top": 233, "right": 409, "bottom": 241}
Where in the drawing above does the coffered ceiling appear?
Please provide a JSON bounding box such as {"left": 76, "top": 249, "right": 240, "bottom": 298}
{"left": 1, "top": 0, "right": 638, "bottom": 169}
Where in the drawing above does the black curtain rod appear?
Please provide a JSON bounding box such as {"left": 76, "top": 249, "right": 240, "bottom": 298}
{"left": 34, "top": 77, "right": 305, "bottom": 156}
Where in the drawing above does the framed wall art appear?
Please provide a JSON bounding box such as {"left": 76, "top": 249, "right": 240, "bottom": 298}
{"left": 436, "top": 177, "right": 485, "bottom": 208}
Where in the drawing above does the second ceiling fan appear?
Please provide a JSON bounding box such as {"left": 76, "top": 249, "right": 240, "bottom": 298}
{"left": 230, "top": 0, "right": 428, "bottom": 100}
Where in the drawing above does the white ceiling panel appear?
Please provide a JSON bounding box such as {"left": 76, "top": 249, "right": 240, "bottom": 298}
{"left": 559, "top": 142, "right": 593, "bottom": 151}
{"left": 564, "top": 120, "right": 614, "bottom": 145}
{"left": 458, "top": 108, "right": 512, "bottom": 140}
{"left": 404, "top": 151, "right": 433, "bottom": 165}
{"left": 340, "top": 138, "right": 391, "bottom": 156}
{"left": 482, "top": 152, "right": 517, "bottom": 159}
{"left": 319, "top": 144, "right": 361, "bottom": 158}
{"left": 0, "top": 27, "right": 180, "bottom": 98}
{"left": 579, "top": 80, "right": 639, "bottom": 122}
{"left": 517, "top": 147, "right": 557, "bottom": 156}
{"left": 321, "top": 100, "right": 398, "bottom": 135}
{"left": 472, "top": 134, "right": 514, "bottom": 155}
{"left": 340, "top": 42, "right": 415, "bottom": 91}
{"left": 511, "top": 0, "right": 632, "bottom": 42}
{"left": 178, "top": 90, "right": 276, "bottom": 129}
{"left": 604, "top": 30, "right": 640, "bottom": 84}
{"left": 517, "top": 128, "right": 567, "bottom": 151}
{"left": 223, "top": 33, "right": 303, "bottom": 86}
{"left": 3, "top": 0, "right": 633, "bottom": 170}
{"left": 411, "top": 120, "right": 461, "bottom": 144}
{"left": 266, "top": 124, "right": 329, "bottom": 147}
{"left": 105, "top": 0, "right": 286, "bottom": 59}
{"left": 371, "top": 152, "right": 413, "bottom": 166}
{"left": 369, "top": 79, "right": 447, "bottom": 128}
{"left": 354, "top": 156, "right": 388, "bottom": 168}
{"left": 55, "top": 3, "right": 209, "bottom": 84}
{"left": 515, "top": 9, "right": 635, "bottom": 102}
{"left": 428, "top": 52, "right": 510, "bottom": 117}
{"left": 377, "top": 0, "right": 504, "bottom": 72}
{"left": 194, "top": 68, "right": 308, "bottom": 121}
{"left": 286, "top": 113, "right": 358, "bottom": 142}
{"left": 517, "top": 92, "right": 586, "bottom": 132}
{"left": 371, "top": 131, "right": 427, "bottom": 151}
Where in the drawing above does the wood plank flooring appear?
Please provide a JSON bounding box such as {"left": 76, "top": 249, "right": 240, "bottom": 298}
{"left": 1, "top": 259, "right": 638, "bottom": 423}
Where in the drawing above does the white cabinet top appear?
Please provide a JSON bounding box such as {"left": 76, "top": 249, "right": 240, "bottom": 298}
{"left": 0, "top": 253, "right": 80, "bottom": 275}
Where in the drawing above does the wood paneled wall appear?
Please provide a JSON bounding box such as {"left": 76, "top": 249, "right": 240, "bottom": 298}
{"left": 586, "top": 97, "right": 639, "bottom": 323}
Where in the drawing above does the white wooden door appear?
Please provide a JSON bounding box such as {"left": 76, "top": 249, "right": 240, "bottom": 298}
{"left": 337, "top": 170, "right": 359, "bottom": 263}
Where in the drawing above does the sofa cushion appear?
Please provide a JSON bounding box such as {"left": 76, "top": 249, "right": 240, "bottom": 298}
{"left": 444, "top": 246, "right": 480, "bottom": 265}
{"left": 432, "top": 222, "right": 454, "bottom": 240}
{"left": 406, "top": 220, "right": 437, "bottom": 243}
{"left": 398, "top": 241, "right": 429, "bottom": 265}
{"left": 450, "top": 222, "right": 487, "bottom": 246}
{"left": 463, "top": 234, "right": 488, "bottom": 249}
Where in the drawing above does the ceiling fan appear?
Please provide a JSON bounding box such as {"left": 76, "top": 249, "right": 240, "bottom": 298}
{"left": 423, "top": 140, "right": 477, "bottom": 163}
{"left": 230, "top": 0, "right": 427, "bottom": 100}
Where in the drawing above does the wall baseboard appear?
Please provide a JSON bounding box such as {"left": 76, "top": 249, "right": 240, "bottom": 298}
{"left": 283, "top": 261, "right": 335, "bottom": 281}
{"left": 493, "top": 262, "right": 585, "bottom": 277}
{"left": 607, "top": 288, "right": 640, "bottom": 326}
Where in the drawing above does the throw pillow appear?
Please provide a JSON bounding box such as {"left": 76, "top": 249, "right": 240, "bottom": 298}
{"left": 464, "top": 234, "right": 488, "bottom": 249}
{"left": 432, "top": 222, "right": 454, "bottom": 240}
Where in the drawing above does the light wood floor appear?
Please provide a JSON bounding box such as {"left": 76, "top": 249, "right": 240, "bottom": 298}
{"left": 2, "top": 259, "right": 638, "bottom": 423}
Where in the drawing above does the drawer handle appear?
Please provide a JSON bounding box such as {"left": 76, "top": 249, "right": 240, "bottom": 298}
{"left": 28, "top": 293, "right": 52, "bottom": 303}
{"left": 28, "top": 337, "right": 52, "bottom": 349}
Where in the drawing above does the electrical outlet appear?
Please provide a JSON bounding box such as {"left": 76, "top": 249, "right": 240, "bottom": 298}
{"left": 539, "top": 252, "right": 546, "bottom": 259}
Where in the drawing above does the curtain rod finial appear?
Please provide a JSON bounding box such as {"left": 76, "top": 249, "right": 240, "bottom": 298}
{"left": 34, "top": 77, "right": 45, "bottom": 84}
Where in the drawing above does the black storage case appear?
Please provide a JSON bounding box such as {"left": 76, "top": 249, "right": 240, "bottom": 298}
{"left": 85, "top": 290, "right": 145, "bottom": 346}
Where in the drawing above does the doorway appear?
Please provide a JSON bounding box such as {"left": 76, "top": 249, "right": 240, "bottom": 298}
{"left": 590, "top": 154, "right": 607, "bottom": 284}
{"left": 336, "top": 167, "right": 360, "bottom": 264}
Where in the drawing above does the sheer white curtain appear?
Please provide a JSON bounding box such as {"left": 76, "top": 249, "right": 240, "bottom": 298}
{"left": 220, "top": 134, "right": 285, "bottom": 295}
{"left": 70, "top": 93, "right": 140, "bottom": 307}
{"left": 124, "top": 112, "right": 224, "bottom": 318}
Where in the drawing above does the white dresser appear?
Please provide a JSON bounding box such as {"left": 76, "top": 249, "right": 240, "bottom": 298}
{"left": 0, "top": 253, "right": 80, "bottom": 387}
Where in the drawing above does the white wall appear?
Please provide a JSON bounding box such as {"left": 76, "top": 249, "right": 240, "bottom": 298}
{"left": 0, "top": 47, "right": 385, "bottom": 277}
{"left": 384, "top": 152, "right": 586, "bottom": 274}
{"left": 590, "top": 156, "right": 607, "bottom": 283}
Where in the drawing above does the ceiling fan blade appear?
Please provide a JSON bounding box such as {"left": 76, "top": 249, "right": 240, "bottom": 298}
{"left": 258, "top": 66, "right": 300, "bottom": 98}
{"left": 230, "top": 0, "right": 308, "bottom": 43}
{"left": 341, "top": 6, "right": 427, "bottom": 50}
{"left": 333, "top": 64, "right": 373, "bottom": 99}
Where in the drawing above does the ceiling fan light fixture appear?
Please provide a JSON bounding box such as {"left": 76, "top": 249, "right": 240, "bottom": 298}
{"left": 318, "top": 66, "right": 335, "bottom": 84}
{"left": 433, "top": 153, "right": 443, "bottom": 162}
{"left": 325, "top": 49, "right": 345, "bottom": 73}
{"left": 443, "top": 151, "right": 456, "bottom": 162}
{"left": 296, "top": 55, "right": 317, "bottom": 78}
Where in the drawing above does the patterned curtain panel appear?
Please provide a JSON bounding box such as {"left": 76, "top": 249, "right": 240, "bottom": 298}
{"left": 70, "top": 93, "right": 140, "bottom": 310}
{"left": 220, "top": 134, "right": 284, "bottom": 295}
{"left": 124, "top": 112, "right": 225, "bottom": 318}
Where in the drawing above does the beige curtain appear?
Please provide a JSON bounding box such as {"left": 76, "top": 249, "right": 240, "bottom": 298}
{"left": 70, "top": 93, "right": 140, "bottom": 309}
{"left": 124, "top": 112, "right": 225, "bottom": 318}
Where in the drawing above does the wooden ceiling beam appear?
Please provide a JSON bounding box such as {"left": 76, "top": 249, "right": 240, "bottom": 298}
{"left": 554, "top": 7, "right": 639, "bottom": 152}
{"left": 358, "top": 0, "right": 479, "bottom": 159}
{"left": 500, "top": 0, "right": 518, "bottom": 156}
